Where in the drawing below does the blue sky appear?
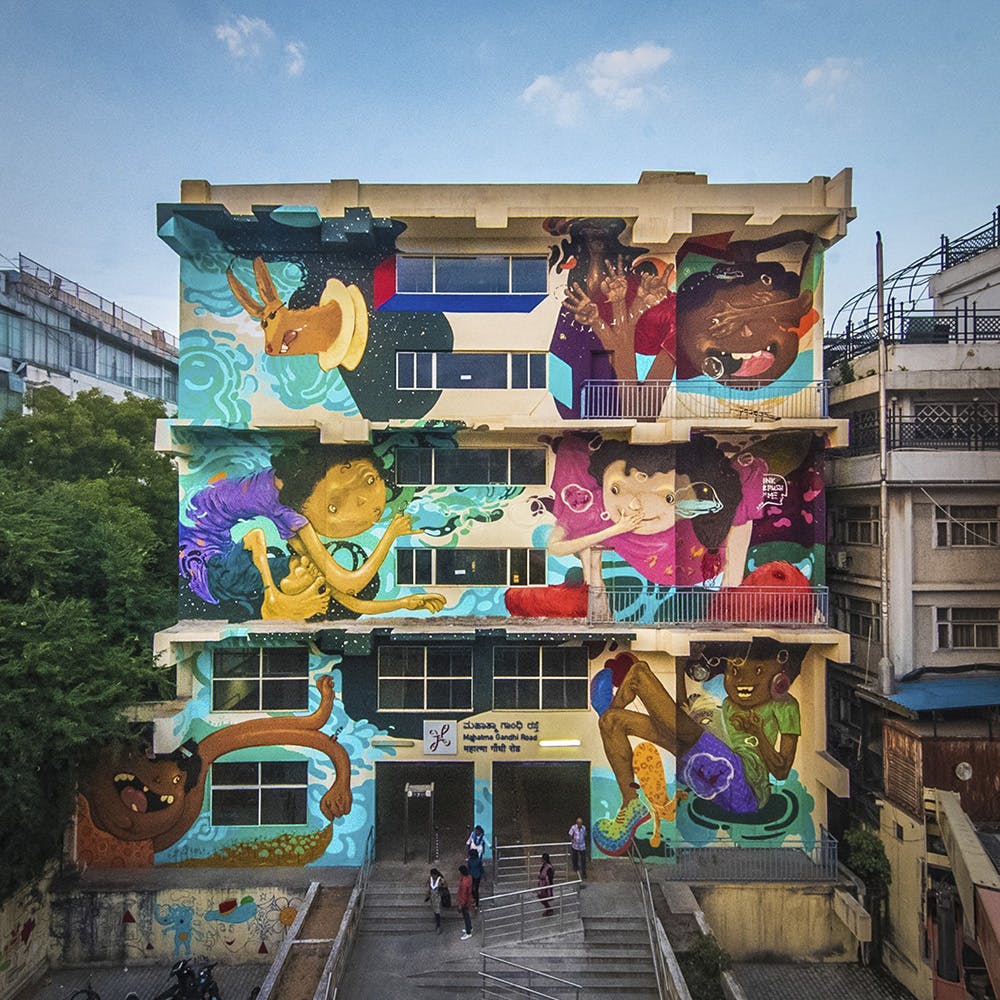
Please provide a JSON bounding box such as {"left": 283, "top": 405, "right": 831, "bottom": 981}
{"left": 2, "top": 0, "right": 997, "bottom": 334}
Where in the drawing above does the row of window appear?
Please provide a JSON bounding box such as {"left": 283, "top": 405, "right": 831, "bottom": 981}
{"left": 396, "top": 547, "right": 546, "bottom": 587}
{"left": 394, "top": 447, "right": 547, "bottom": 486}
{"left": 212, "top": 645, "right": 590, "bottom": 715}
{"left": 833, "top": 504, "right": 998, "bottom": 548}
{"left": 833, "top": 595, "right": 1000, "bottom": 649}
{"left": 396, "top": 255, "right": 548, "bottom": 295}
{"left": 397, "top": 352, "right": 547, "bottom": 390}
{"left": 0, "top": 309, "right": 177, "bottom": 401}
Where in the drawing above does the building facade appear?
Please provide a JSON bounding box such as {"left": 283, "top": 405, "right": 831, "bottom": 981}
{"left": 73, "top": 171, "right": 855, "bottom": 873}
{"left": 0, "top": 254, "right": 178, "bottom": 414}
{"left": 824, "top": 210, "right": 1000, "bottom": 999}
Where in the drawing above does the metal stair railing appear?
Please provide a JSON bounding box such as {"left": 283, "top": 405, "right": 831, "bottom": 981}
{"left": 480, "top": 880, "right": 583, "bottom": 945}
{"left": 492, "top": 839, "right": 573, "bottom": 890}
{"left": 627, "top": 843, "right": 693, "bottom": 1000}
{"left": 480, "top": 955, "right": 581, "bottom": 1000}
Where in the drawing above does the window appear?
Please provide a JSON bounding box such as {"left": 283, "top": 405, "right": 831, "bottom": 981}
{"left": 396, "top": 547, "right": 546, "bottom": 587}
{"left": 396, "top": 256, "right": 547, "bottom": 294}
{"left": 211, "top": 760, "right": 308, "bottom": 826}
{"left": 912, "top": 401, "right": 999, "bottom": 442}
{"left": 936, "top": 607, "right": 999, "bottom": 649}
{"left": 212, "top": 647, "right": 310, "bottom": 711}
{"left": 832, "top": 593, "right": 881, "bottom": 641}
{"left": 396, "top": 352, "right": 546, "bottom": 390}
{"left": 377, "top": 646, "right": 473, "bottom": 711}
{"left": 934, "top": 505, "right": 999, "bottom": 547}
{"left": 493, "top": 646, "right": 588, "bottom": 709}
{"left": 835, "top": 505, "right": 880, "bottom": 545}
{"left": 395, "top": 447, "right": 547, "bottom": 485}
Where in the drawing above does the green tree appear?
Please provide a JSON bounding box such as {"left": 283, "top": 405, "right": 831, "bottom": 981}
{"left": 0, "top": 389, "right": 176, "bottom": 899}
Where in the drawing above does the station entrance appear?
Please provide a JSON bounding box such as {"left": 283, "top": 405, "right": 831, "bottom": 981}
{"left": 491, "top": 761, "right": 590, "bottom": 847}
{"left": 375, "top": 761, "right": 474, "bottom": 863}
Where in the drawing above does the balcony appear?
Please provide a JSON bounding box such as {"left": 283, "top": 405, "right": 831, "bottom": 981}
{"left": 587, "top": 585, "right": 829, "bottom": 627}
{"left": 848, "top": 409, "right": 1000, "bottom": 456}
{"left": 579, "top": 379, "right": 829, "bottom": 421}
{"left": 827, "top": 303, "right": 1000, "bottom": 367}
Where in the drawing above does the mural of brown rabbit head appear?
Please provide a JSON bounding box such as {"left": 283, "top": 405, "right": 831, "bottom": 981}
{"left": 226, "top": 257, "right": 369, "bottom": 371}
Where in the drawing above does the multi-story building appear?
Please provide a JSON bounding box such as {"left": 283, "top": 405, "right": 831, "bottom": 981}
{"left": 72, "top": 171, "right": 856, "bottom": 886}
{"left": 0, "top": 253, "right": 178, "bottom": 413}
{"left": 824, "top": 209, "right": 1000, "bottom": 999}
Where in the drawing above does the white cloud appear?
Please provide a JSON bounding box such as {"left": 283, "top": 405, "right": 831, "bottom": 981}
{"left": 521, "top": 43, "right": 671, "bottom": 125}
{"left": 802, "top": 56, "right": 859, "bottom": 90}
{"left": 586, "top": 44, "right": 672, "bottom": 109}
{"left": 285, "top": 41, "right": 306, "bottom": 77}
{"left": 214, "top": 15, "right": 275, "bottom": 59}
{"left": 521, "top": 74, "right": 583, "bottom": 127}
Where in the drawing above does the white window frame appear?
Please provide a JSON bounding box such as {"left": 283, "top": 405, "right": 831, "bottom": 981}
{"left": 377, "top": 645, "right": 474, "bottom": 712}
{"left": 211, "top": 759, "right": 309, "bottom": 827}
{"left": 211, "top": 647, "right": 311, "bottom": 713}
{"left": 492, "top": 646, "right": 589, "bottom": 711}
{"left": 394, "top": 446, "right": 548, "bottom": 486}
{"left": 936, "top": 607, "right": 1000, "bottom": 649}
{"left": 395, "top": 547, "right": 546, "bottom": 587}
{"left": 396, "top": 255, "right": 548, "bottom": 295}
{"left": 933, "top": 504, "right": 999, "bottom": 548}
{"left": 396, "top": 352, "right": 547, "bottom": 390}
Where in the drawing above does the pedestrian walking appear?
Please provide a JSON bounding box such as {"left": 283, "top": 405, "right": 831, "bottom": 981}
{"left": 425, "top": 867, "right": 448, "bottom": 933}
{"left": 568, "top": 817, "right": 588, "bottom": 880}
{"left": 466, "top": 825, "right": 486, "bottom": 906}
{"left": 537, "top": 852, "right": 555, "bottom": 915}
{"left": 457, "top": 864, "right": 474, "bottom": 940}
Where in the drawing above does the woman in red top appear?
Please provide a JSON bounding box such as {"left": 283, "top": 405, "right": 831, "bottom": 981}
{"left": 457, "top": 864, "right": 474, "bottom": 939}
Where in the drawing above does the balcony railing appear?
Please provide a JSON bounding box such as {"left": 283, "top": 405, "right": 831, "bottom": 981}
{"left": 580, "top": 379, "right": 829, "bottom": 421}
{"left": 826, "top": 302, "right": 1000, "bottom": 367}
{"left": 847, "top": 410, "right": 1000, "bottom": 456}
{"left": 588, "top": 585, "right": 828, "bottom": 627}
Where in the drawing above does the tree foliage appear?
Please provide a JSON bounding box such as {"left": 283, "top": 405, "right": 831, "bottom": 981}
{"left": 0, "top": 389, "right": 176, "bottom": 899}
{"left": 842, "top": 824, "right": 893, "bottom": 892}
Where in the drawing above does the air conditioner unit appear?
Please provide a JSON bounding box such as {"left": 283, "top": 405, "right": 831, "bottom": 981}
{"left": 834, "top": 550, "right": 850, "bottom": 570}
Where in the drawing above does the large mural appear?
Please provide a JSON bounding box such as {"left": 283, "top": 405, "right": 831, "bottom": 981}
{"left": 175, "top": 429, "right": 824, "bottom": 624}
{"left": 589, "top": 639, "right": 815, "bottom": 857}
{"left": 160, "top": 206, "right": 824, "bottom": 426}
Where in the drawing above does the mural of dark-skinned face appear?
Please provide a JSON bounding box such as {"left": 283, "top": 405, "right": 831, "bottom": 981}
{"left": 676, "top": 262, "right": 812, "bottom": 387}
{"left": 81, "top": 745, "right": 200, "bottom": 848}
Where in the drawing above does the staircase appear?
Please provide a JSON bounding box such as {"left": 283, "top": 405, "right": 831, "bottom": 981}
{"left": 339, "top": 867, "right": 661, "bottom": 999}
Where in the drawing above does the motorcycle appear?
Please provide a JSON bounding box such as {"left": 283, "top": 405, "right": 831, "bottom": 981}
{"left": 70, "top": 959, "right": 260, "bottom": 1000}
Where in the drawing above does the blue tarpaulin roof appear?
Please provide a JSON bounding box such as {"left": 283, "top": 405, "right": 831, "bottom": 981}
{"left": 859, "top": 674, "right": 1000, "bottom": 716}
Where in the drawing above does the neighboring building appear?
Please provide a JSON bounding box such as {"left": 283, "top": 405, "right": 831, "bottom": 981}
{"left": 72, "top": 171, "right": 857, "bottom": 879}
{"left": 0, "top": 253, "right": 178, "bottom": 413}
{"left": 824, "top": 210, "right": 1000, "bottom": 998}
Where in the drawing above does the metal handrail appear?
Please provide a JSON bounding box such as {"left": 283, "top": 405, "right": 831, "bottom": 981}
{"left": 480, "top": 879, "right": 583, "bottom": 945}
{"left": 314, "top": 826, "right": 376, "bottom": 1000}
{"left": 480, "top": 972, "right": 571, "bottom": 1000}
{"left": 627, "top": 844, "right": 668, "bottom": 1000}
{"left": 493, "top": 840, "right": 573, "bottom": 890}
{"left": 580, "top": 379, "right": 829, "bottom": 420}
{"left": 481, "top": 955, "right": 581, "bottom": 1000}
{"left": 588, "top": 585, "right": 829, "bottom": 626}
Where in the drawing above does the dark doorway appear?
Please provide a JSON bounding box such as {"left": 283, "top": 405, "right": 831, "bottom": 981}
{"left": 375, "top": 761, "right": 474, "bottom": 863}
{"left": 491, "top": 761, "right": 590, "bottom": 847}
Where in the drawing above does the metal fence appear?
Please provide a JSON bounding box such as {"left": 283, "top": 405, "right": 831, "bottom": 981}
{"left": 480, "top": 955, "right": 581, "bottom": 1000}
{"left": 826, "top": 302, "right": 1000, "bottom": 366}
{"left": 480, "top": 880, "right": 583, "bottom": 946}
{"left": 846, "top": 409, "right": 1000, "bottom": 456}
{"left": 647, "top": 828, "right": 839, "bottom": 883}
{"left": 579, "top": 379, "right": 828, "bottom": 420}
{"left": 493, "top": 841, "right": 573, "bottom": 891}
{"left": 588, "top": 585, "right": 829, "bottom": 627}
{"left": 17, "top": 253, "right": 177, "bottom": 353}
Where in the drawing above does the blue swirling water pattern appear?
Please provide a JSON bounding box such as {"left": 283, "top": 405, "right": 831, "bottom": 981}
{"left": 179, "top": 329, "right": 255, "bottom": 425}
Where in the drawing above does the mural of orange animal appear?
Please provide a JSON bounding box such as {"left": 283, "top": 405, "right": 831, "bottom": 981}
{"left": 226, "top": 257, "right": 369, "bottom": 371}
